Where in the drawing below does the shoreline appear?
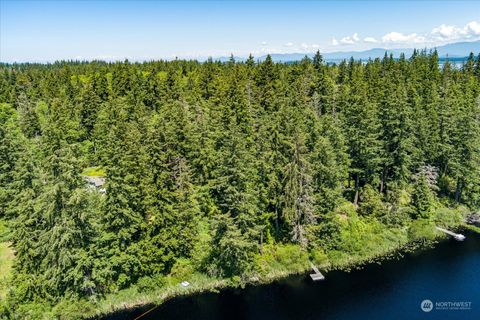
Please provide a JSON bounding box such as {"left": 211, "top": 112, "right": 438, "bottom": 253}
{"left": 89, "top": 223, "right": 475, "bottom": 319}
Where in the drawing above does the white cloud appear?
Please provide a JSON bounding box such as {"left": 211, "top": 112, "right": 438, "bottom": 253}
{"left": 333, "top": 20, "right": 480, "bottom": 49}
{"left": 363, "top": 37, "right": 378, "bottom": 43}
{"left": 431, "top": 21, "right": 480, "bottom": 41}
{"left": 340, "top": 33, "right": 360, "bottom": 45}
{"left": 381, "top": 32, "right": 425, "bottom": 44}
{"left": 379, "top": 20, "right": 480, "bottom": 46}
{"left": 466, "top": 21, "right": 480, "bottom": 35}
{"left": 256, "top": 20, "right": 480, "bottom": 55}
{"left": 431, "top": 24, "right": 458, "bottom": 39}
{"left": 340, "top": 38, "right": 354, "bottom": 45}
{"left": 296, "top": 43, "right": 321, "bottom": 51}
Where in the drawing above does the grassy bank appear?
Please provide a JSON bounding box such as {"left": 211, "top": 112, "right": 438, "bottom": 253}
{"left": 465, "top": 224, "right": 480, "bottom": 234}
{"left": 1, "top": 207, "right": 472, "bottom": 319}
{"left": 80, "top": 209, "right": 467, "bottom": 319}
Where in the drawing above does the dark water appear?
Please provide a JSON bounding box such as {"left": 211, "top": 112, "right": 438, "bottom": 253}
{"left": 109, "top": 231, "right": 480, "bottom": 320}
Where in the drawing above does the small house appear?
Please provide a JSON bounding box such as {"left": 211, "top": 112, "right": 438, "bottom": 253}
{"left": 84, "top": 176, "right": 106, "bottom": 193}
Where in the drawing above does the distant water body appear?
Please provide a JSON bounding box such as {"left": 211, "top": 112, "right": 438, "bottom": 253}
{"left": 108, "top": 231, "right": 480, "bottom": 320}
{"left": 322, "top": 57, "right": 468, "bottom": 68}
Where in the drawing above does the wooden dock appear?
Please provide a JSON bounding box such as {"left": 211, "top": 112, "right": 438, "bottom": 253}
{"left": 436, "top": 227, "right": 466, "bottom": 241}
{"left": 309, "top": 263, "right": 325, "bottom": 281}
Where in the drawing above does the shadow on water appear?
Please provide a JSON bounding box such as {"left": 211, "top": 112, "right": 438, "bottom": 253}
{"left": 104, "top": 230, "right": 480, "bottom": 320}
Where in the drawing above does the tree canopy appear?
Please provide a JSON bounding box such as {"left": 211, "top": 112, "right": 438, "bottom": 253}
{"left": 1, "top": 51, "right": 479, "bottom": 315}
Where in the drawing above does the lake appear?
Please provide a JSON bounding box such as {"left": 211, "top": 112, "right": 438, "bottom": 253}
{"left": 108, "top": 230, "right": 479, "bottom": 320}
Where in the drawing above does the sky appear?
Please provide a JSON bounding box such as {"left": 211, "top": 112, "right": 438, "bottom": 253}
{"left": 1, "top": 0, "right": 480, "bottom": 62}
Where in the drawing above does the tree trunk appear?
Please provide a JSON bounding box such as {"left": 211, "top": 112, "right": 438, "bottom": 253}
{"left": 259, "top": 229, "right": 263, "bottom": 255}
{"left": 380, "top": 165, "right": 386, "bottom": 193}
{"left": 354, "top": 174, "right": 360, "bottom": 207}
{"left": 275, "top": 206, "right": 279, "bottom": 235}
{"left": 455, "top": 178, "right": 463, "bottom": 203}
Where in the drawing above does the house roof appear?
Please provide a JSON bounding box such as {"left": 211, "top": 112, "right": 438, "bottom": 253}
{"left": 84, "top": 176, "right": 106, "bottom": 187}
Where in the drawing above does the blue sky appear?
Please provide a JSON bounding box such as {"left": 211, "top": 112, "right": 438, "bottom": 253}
{"left": 1, "top": 0, "right": 479, "bottom": 62}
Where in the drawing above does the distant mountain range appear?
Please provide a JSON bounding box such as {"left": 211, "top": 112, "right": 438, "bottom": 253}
{"left": 218, "top": 40, "right": 480, "bottom": 63}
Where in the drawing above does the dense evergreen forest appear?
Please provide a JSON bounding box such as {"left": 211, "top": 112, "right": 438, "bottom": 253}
{"left": 1, "top": 50, "right": 480, "bottom": 317}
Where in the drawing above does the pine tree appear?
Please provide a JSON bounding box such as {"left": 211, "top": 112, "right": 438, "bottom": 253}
{"left": 140, "top": 105, "right": 199, "bottom": 274}
{"left": 379, "top": 72, "right": 415, "bottom": 191}
{"left": 449, "top": 79, "right": 480, "bottom": 204}
{"left": 93, "top": 98, "right": 146, "bottom": 289}
{"left": 207, "top": 213, "right": 257, "bottom": 278}
{"left": 412, "top": 174, "right": 435, "bottom": 219}
{"left": 3, "top": 51, "right": 480, "bottom": 309}
{"left": 9, "top": 139, "right": 42, "bottom": 302}
{"left": 77, "top": 80, "right": 101, "bottom": 138}
{"left": 474, "top": 53, "right": 480, "bottom": 79}
{"left": 340, "top": 66, "right": 383, "bottom": 205}
{"left": 0, "top": 103, "right": 21, "bottom": 218}
{"left": 313, "top": 50, "right": 323, "bottom": 70}
{"left": 16, "top": 91, "right": 41, "bottom": 138}
{"left": 210, "top": 126, "right": 260, "bottom": 234}
{"left": 11, "top": 98, "right": 97, "bottom": 301}
{"left": 283, "top": 131, "right": 314, "bottom": 246}
{"left": 256, "top": 55, "right": 276, "bottom": 111}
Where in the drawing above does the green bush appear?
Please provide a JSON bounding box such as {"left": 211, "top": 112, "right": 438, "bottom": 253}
{"left": 310, "top": 212, "right": 342, "bottom": 250}
{"left": 274, "top": 244, "right": 309, "bottom": 272}
{"left": 434, "top": 207, "right": 464, "bottom": 227}
{"left": 169, "top": 258, "right": 195, "bottom": 281}
{"left": 359, "top": 184, "right": 387, "bottom": 217}
{"left": 52, "top": 299, "right": 97, "bottom": 320}
{"left": 334, "top": 201, "right": 357, "bottom": 217}
{"left": 253, "top": 243, "right": 309, "bottom": 276}
{"left": 136, "top": 275, "right": 165, "bottom": 293}
{"left": 11, "top": 302, "right": 53, "bottom": 320}
{"left": 206, "top": 215, "right": 257, "bottom": 278}
{"left": 310, "top": 248, "right": 330, "bottom": 268}
{"left": 229, "top": 275, "right": 242, "bottom": 287}
{"left": 412, "top": 176, "right": 436, "bottom": 219}
{"left": 380, "top": 206, "right": 412, "bottom": 227}
{"left": 327, "top": 249, "right": 351, "bottom": 267}
{"left": 408, "top": 219, "right": 436, "bottom": 241}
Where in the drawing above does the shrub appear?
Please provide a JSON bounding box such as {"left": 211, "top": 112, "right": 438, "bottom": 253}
{"left": 359, "top": 184, "right": 386, "bottom": 217}
{"left": 310, "top": 248, "right": 330, "bottom": 268}
{"left": 206, "top": 215, "right": 256, "bottom": 278}
{"left": 434, "top": 207, "right": 465, "bottom": 227}
{"left": 380, "top": 206, "right": 412, "bottom": 227}
{"left": 169, "top": 258, "right": 194, "bottom": 281}
{"left": 408, "top": 219, "right": 436, "bottom": 241}
{"left": 11, "top": 302, "right": 53, "bottom": 320}
{"left": 327, "top": 250, "right": 351, "bottom": 267}
{"left": 311, "top": 212, "right": 342, "bottom": 250}
{"left": 334, "top": 201, "right": 356, "bottom": 217}
{"left": 136, "top": 275, "right": 165, "bottom": 293}
{"left": 412, "top": 176, "right": 436, "bottom": 219}
{"left": 52, "top": 299, "right": 97, "bottom": 320}
{"left": 274, "top": 244, "right": 309, "bottom": 272}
